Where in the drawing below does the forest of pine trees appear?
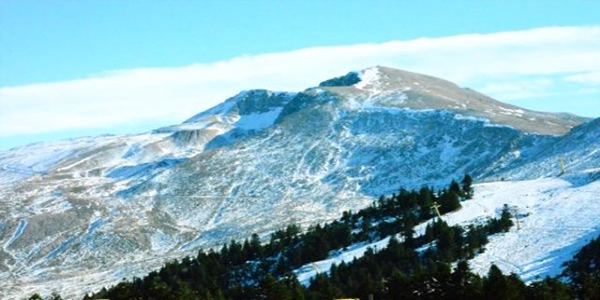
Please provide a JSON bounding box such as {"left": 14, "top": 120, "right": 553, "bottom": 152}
{"left": 28, "top": 175, "right": 600, "bottom": 300}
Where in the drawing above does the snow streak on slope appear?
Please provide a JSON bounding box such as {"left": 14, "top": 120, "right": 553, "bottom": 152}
{"left": 294, "top": 177, "right": 600, "bottom": 285}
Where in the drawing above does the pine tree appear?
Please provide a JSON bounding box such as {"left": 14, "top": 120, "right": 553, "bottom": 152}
{"left": 462, "top": 174, "right": 474, "bottom": 199}
{"left": 527, "top": 277, "right": 573, "bottom": 300}
{"left": 483, "top": 265, "right": 526, "bottom": 300}
{"left": 307, "top": 273, "right": 340, "bottom": 300}
{"left": 260, "top": 274, "right": 294, "bottom": 300}
{"left": 499, "top": 204, "right": 514, "bottom": 232}
{"left": 484, "top": 265, "right": 508, "bottom": 300}
{"left": 247, "top": 233, "right": 262, "bottom": 260}
{"left": 402, "top": 215, "right": 416, "bottom": 247}
{"left": 439, "top": 189, "right": 461, "bottom": 213}
{"left": 450, "top": 260, "right": 479, "bottom": 299}
{"left": 147, "top": 276, "right": 172, "bottom": 300}
{"left": 562, "top": 236, "right": 600, "bottom": 299}
{"left": 28, "top": 294, "right": 43, "bottom": 300}
{"left": 386, "top": 270, "right": 413, "bottom": 300}
{"left": 449, "top": 179, "right": 461, "bottom": 195}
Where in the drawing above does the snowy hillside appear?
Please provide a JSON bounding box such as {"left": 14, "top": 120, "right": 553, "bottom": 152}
{"left": 493, "top": 117, "right": 600, "bottom": 180}
{"left": 0, "top": 66, "right": 597, "bottom": 299}
{"left": 294, "top": 176, "right": 600, "bottom": 285}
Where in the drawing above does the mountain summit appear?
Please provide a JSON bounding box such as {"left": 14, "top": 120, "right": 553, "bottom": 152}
{"left": 319, "top": 66, "right": 583, "bottom": 135}
{"left": 0, "top": 66, "right": 597, "bottom": 298}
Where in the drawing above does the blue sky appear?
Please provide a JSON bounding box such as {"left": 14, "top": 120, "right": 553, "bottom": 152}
{"left": 1, "top": 1, "right": 600, "bottom": 150}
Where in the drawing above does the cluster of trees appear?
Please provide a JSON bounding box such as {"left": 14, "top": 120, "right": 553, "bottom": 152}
{"left": 27, "top": 292, "right": 63, "bottom": 300}
{"left": 562, "top": 236, "right": 600, "bottom": 299}
{"left": 421, "top": 204, "right": 513, "bottom": 263}
{"left": 307, "top": 256, "right": 573, "bottom": 300}
{"left": 27, "top": 174, "right": 600, "bottom": 299}
{"left": 344, "top": 174, "right": 473, "bottom": 242}
{"left": 304, "top": 204, "right": 517, "bottom": 300}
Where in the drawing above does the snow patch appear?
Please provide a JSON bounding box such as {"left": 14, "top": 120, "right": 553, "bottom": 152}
{"left": 46, "top": 237, "right": 75, "bottom": 260}
{"left": 235, "top": 107, "right": 283, "bottom": 130}
{"left": 87, "top": 219, "right": 104, "bottom": 234}
{"left": 453, "top": 113, "right": 489, "bottom": 123}
{"left": 4, "top": 219, "right": 27, "bottom": 249}
{"left": 498, "top": 106, "right": 525, "bottom": 116}
{"left": 294, "top": 237, "right": 392, "bottom": 286}
{"left": 354, "top": 67, "right": 382, "bottom": 91}
{"left": 106, "top": 158, "right": 183, "bottom": 181}
{"left": 150, "top": 231, "right": 178, "bottom": 253}
{"left": 453, "top": 113, "right": 513, "bottom": 129}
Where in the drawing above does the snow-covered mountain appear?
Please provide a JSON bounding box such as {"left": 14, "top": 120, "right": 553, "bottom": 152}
{"left": 0, "top": 66, "right": 597, "bottom": 298}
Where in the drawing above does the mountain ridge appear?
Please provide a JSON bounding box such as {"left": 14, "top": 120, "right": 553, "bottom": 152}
{"left": 316, "top": 66, "right": 587, "bottom": 135}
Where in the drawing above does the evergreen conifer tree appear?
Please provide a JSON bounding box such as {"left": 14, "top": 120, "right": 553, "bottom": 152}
{"left": 462, "top": 174, "right": 474, "bottom": 199}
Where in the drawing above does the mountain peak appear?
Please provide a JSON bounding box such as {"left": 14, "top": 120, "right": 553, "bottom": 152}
{"left": 316, "top": 66, "right": 588, "bottom": 135}
{"left": 317, "top": 66, "right": 392, "bottom": 88}
{"left": 318, "top": 66, "right": 458, "bottom": 91}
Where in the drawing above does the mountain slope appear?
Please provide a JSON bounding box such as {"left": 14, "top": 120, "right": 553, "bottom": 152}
{"left": 493, "top": 117, "right": 600, "bottom": 181}
{"left": 290, "top": 177, "right": 600, "bottom": 285}
{"left": 0, "top": 66, "right": 597, "bottom": 298}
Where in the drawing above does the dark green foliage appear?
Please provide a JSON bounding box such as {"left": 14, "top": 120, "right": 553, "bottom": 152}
{"left": 563, "top": 236, "right": 600, "bottom": 299}
{"left": 26, "top": 292, "right": 69, "bottom": 300}
{"left": 28, "top": 294, "right": 44, "bottom": 300}
{"left": 448, "top": 260, "right": 482, "bottom": 299}
{"left": 526, "top": 277, "right": 573, "bottom": 300}
{"left": 438, "top": 188, "right": 461, "bottom": 213}
{"left": 422, "top": 211, "right": 514, "bottom": 262}
{"left": 256, "top": 274, "right": 304, "bottom": 300}
{"left": 487, "top": 204, "right": 514, "bottom": 234}
{"left": 449, "top": 179, "right": 462, "bottom": 196}
{"left": 462, "top": 174, "right": 474, "bottom": 199}
{"left": 483, "top": 265, "right": 527, "bottom": 300}
{"left": 305, "top": 273, "right": 341, "bottom": 300}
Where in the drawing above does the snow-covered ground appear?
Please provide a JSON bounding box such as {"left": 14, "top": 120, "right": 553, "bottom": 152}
{"left": 294, "top": 176, "right": 600, "bottom": 285}
{"left": 466, "top": 177, "right": 600, "bottom": 281}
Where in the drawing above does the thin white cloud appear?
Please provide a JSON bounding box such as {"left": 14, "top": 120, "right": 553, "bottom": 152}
{"left": 565, "top": 71, "right": 600, "bottom": 84}
{"left": 1, "top": 26, "right": 600, "bottom": 140}
{"left": 477, "top": 78, "right": 554, "bottom": 101}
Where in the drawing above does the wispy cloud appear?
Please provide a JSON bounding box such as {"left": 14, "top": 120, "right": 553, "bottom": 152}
{"left": 477, "top": 78, "right": 554, "bottom": 101}
{"left": 1, "top": 26, "right": 600, "bottom": 145}
{"left": 565, "top": 71, "right": 600, "bottom": 84}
